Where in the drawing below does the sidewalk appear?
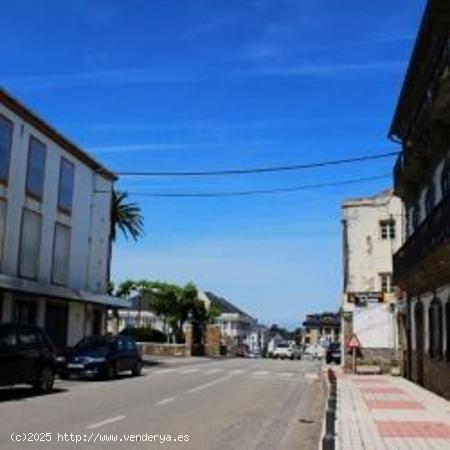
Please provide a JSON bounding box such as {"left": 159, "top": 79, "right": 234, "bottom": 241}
{"left": 336, "top": 370, "right": 450, "bottom": 449}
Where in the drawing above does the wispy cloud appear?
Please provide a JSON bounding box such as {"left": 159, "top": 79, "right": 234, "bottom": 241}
{"left": 89, "top": 143, "right": 198, "bottom": 154}
{"left": 1, "top": 58, "right": 404, "bottom": 91}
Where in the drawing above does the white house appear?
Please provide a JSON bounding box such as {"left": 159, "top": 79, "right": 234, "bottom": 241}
{"left": 0, "top": 89, "right": 127, "bottom": 348}
{"left": 341, "top": 189, "right": 405, "bottom": 371}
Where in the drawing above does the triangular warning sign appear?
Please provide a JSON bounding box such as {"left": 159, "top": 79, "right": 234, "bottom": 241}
{"left": 347, "top": 333, "right": 361, "bottom": 349}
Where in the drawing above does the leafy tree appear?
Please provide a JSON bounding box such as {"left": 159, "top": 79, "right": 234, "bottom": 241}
{"left": 111, "top": 190, "right": 144, "bottom": 242}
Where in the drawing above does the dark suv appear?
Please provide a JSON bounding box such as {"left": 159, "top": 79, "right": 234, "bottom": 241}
{"left": 0, "top": 323, "right": 57, "bottom": 393}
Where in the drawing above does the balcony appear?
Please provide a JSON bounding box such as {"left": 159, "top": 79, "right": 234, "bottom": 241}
{"left": 394, "top": 194, "right": 450, "bottom": 295}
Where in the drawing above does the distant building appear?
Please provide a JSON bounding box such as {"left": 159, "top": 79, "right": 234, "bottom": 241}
{"left": 301, "top": 312, "right": 340, "bottom": 346}
{"left": 341, "top": 189, "right": 405, "bottom": 372}
{"left": 204, "top": 291, "right": 256, "bottom": 350}
{"left": 389, "top": 0, "right": 450, "bottom": 398}
{"left": 0, "top": 89, "right": 127, "bottom": 348}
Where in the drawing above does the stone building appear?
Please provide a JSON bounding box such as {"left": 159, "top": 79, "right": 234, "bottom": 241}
{"left": 301, "top": 312, "right": 340, "bottom": 346}
{"left": 390, "top": 0, "right": 450, "bottom": 399}
{"left": 341, "top": 190, "right": 405, "bottom": 372}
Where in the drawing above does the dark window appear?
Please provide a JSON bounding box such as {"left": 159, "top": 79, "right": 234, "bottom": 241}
{"left": 429, "top": 298, "right": 443, "bottom": 359}
{"left": 14, "top": 299, "right": 37, "bottom": 325}
{"left": 425, "top": 183, "right": 436, "bottom": 216}
{"left": 19, "top": 209, "right": 42, "bottom": 279}
{"left": 380, "top": 220, "right": 396, "bottom": 239}
{"left": 0, "top": 115, "right": 13, "bottom": 182}
{"left": 441, "top": 159, "right": 450, "bottom": 198}
{"left": 26, "top": 137, "right": 46, "bottom": 199}
{"left": 58, "top": 158, "right": 74, "bottom": 213}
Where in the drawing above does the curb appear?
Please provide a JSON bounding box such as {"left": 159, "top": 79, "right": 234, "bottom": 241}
{"left": 320, "top": 368, "right": 337, "bottom": 450}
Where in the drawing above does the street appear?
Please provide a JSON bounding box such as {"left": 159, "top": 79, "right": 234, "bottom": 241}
{"left": 0, "top": 358, "right": 325, "bottom": 450}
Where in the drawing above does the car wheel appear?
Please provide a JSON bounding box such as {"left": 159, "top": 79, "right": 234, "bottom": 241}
{"left": 106, "top": 363, "right": 117, "bottom": 380}
{"left": 33, "top": 365, "right": 55, "bottom": 393}
{"left": 131, "top": 361, "right": 142, "bottom": 377}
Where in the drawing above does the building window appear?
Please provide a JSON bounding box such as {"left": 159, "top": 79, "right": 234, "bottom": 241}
{"left": 380, "top": 220, "right": 396, "bottom": 239}
{"left": 0, "top": 199, "right": 6, "bottom": 268}
{"left": 0, "top": 115, "right": 13, "bottom": 183}
{"left": 425, "top": 183, "right": 436, "bottom": 216}
{"left": 52, "top": 223, "right": 71, "bottom": 286}
{"left": 26, "top": 136, "right": 46, "bottom": 200}
{"left": 428, "top": 298, "right": 443, "bottom": 359}
{"left": 58, "top": 158, "right": 75, "bottom": 214}
{"left": 19, "top": 209, "right": 42, "bottom": 279}
{"left": 379, "top": 273, "right": 393, "bottom": 293}
{"left": 441, "top": 159, "right": 450, "bottom": 199}
{"left": 13, "top": 298, "right": 37, "bottom": 325}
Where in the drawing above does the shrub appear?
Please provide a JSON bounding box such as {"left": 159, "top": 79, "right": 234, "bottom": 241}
{"left": 121, "top": 327, "right": 167, "bottom": 343}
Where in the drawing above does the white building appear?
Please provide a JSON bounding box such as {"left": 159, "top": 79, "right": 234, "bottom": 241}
{"left": 0, "top": 89, "right": 127, "bottom": 348}
{"left": 204, "top": 291, "right": 256, "bottom": 349}
{"left": 341, "top": 189, "right": 405, "bottom": 371}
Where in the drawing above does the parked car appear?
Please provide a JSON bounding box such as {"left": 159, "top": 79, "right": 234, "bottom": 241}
{"left": 57, "top": 335, "right": 142, "bottom": 380}
{"left": 0, "top": 323, "right": 57, "bottom": 393}
{"left": 303, "top": 343, "right": 326, "bottom": 360}
{"left": 272, "top": 343, "right": 301, "bottom": 360}
{"left": 326, "top": 342, "right": 342, "bottom": 364}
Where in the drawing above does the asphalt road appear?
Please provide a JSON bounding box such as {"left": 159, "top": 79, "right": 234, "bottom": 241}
{"left": 0, "top": 358, "right": 326, "bottom": 450}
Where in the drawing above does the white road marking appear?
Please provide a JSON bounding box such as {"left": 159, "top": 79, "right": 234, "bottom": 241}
{"left": 230, "top": 369, "right": 244, "bottom": 375}
{"left": 279, "top": 372, "right": 294, "bottom": 378}
{"left": 86, "top": 415, "right": 126, "bottom": 430}
{"left": 181, "top": 368, "right": 201, "bottom": 374}
{"left": 305, "top": 372, "right": 319, "bottom": 380}
{"left": 186, "top": 375, "right": 233, "bottom": 394}
{"left": 253, "top": 370, "right": 270, "bottom": 376}
{"left": 154, "top": 368, "right": 176, "bottom": 374}
{"left": 155, "top": 396, "right": 176, "bottom": 406}
{"left": 204, "top": 368, "right": 223, "bottom": 374}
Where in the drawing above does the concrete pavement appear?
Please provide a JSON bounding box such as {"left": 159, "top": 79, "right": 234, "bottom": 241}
{"left": 0, "top": 358, "right": 325, "bottom": 450}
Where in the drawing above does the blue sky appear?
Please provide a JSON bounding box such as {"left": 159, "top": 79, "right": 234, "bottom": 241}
{"left": 1, "top": 0, "right": 425, "bottom": 328}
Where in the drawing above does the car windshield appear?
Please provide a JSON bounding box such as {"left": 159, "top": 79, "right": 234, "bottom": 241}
{"left": 329, "top": 343, "right": 340, "bottom": 350}
{"left": 277, "top": 344, "right": 289, "bottom": 348}
{"left": 74, "top": 337, "right": 113, "bottom": 352}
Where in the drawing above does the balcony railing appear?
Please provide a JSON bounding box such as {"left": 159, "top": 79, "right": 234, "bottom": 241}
{"left": 394, "top": 193, "right": 450, "bottom": 290}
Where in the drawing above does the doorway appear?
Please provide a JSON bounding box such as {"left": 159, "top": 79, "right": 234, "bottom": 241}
{"left": 45, "top": 302, "right": 68, "bottom": 349}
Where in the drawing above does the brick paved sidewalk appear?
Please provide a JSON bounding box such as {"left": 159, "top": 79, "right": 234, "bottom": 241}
{"left": 336, "top": 371, "right": 450, "bottom": 449}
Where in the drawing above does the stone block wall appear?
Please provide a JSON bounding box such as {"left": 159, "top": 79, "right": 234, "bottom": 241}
{"left": 204, "top": 324, "right": 221, "bottom": 357}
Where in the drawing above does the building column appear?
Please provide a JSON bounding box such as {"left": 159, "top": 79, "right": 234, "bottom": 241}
{"left": 36, "top": 297, "right": 46, "bottom": 328}
{"left": 1, "top": 292, "right": 13, "bottom": 322}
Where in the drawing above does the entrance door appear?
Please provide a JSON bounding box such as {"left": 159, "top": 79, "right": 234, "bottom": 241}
{"left": 45, "top": 303, "right": 68, "bottom": 349}
{"left": 92, "top": 309, "right": 103, "bottom": 337}
{"left": 414, "top": 301, "right": 424, "bottom": 386}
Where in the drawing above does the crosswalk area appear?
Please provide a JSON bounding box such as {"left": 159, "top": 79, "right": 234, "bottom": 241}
{"left": 148, "top": 365, "right": 320, "bottom": 381}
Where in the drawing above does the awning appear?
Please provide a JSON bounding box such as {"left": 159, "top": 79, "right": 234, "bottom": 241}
{"left": 0, "top": 274, "right": 130, "bottom": 309}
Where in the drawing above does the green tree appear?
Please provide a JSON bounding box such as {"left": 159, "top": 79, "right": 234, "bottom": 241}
{"left": 111, "top": 190, "right": 144, "bottom": 242}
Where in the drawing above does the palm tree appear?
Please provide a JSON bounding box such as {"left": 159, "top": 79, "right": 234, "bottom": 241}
{"left": 111, "top": 190, "right": 144, "bottom": 241}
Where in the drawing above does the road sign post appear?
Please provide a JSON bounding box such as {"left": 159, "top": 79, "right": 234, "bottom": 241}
{"left": 347, "top": 334, "right": 361, "bottom": 374}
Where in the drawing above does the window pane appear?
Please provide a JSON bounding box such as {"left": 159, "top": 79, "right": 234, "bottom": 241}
{"left": 0, "top": 199, "right": 6, "bottom": 267}
{"left": 26, "top": 137, "right": 46, "bottom": 199}
{"left": 58, "top": 158, "right": 74, "bottom": 213}
{"left": 19, "top": 209, "right": 42, "bottom": 279}
{"left": 52, "top": 223, "right": 71, "bottom": 285}
{"left": 0, "top": 115, "right": 13, "bottom": 181}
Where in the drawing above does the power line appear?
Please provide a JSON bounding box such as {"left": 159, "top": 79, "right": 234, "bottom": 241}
{"left": 114, "top": 151, "right": 399, "bottom": 177}
{"left": 122, "top": 174, "right": 391, "bottom": 198}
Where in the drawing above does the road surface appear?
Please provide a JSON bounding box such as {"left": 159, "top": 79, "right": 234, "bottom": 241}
{"left": 0, "top": 358, "right": 325, "bottom": 450}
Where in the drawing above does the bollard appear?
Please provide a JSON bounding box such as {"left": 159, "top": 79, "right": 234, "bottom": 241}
{"left": 322, "top": 433, "right": 335, "bottom": 450}
{"left": 328, "top": 397, "right": 337, "bottom": 411}
{"left": 326, "top": 409, "right": 335, "bottom": 435}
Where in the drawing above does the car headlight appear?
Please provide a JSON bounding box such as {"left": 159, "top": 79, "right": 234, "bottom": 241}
{"left": 84, "top": 356, "right": 106, "bottom": 363}
{"left": 56, "top": 356, "right": 66, "bottom": 363}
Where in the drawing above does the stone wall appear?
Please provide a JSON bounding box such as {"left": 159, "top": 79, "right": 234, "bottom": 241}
{"left": 344, "top": 346, "right": 395, "bottom": 373}
{"left": 138, "top": 343, "right": 189, "bottom": 357}
{"left": 204, "top": 324, "right": 221, "bottom": 357}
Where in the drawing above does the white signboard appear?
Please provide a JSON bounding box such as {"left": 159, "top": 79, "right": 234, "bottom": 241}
{"left": 353, "top": 304, "right": 393, "bottom": 348}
